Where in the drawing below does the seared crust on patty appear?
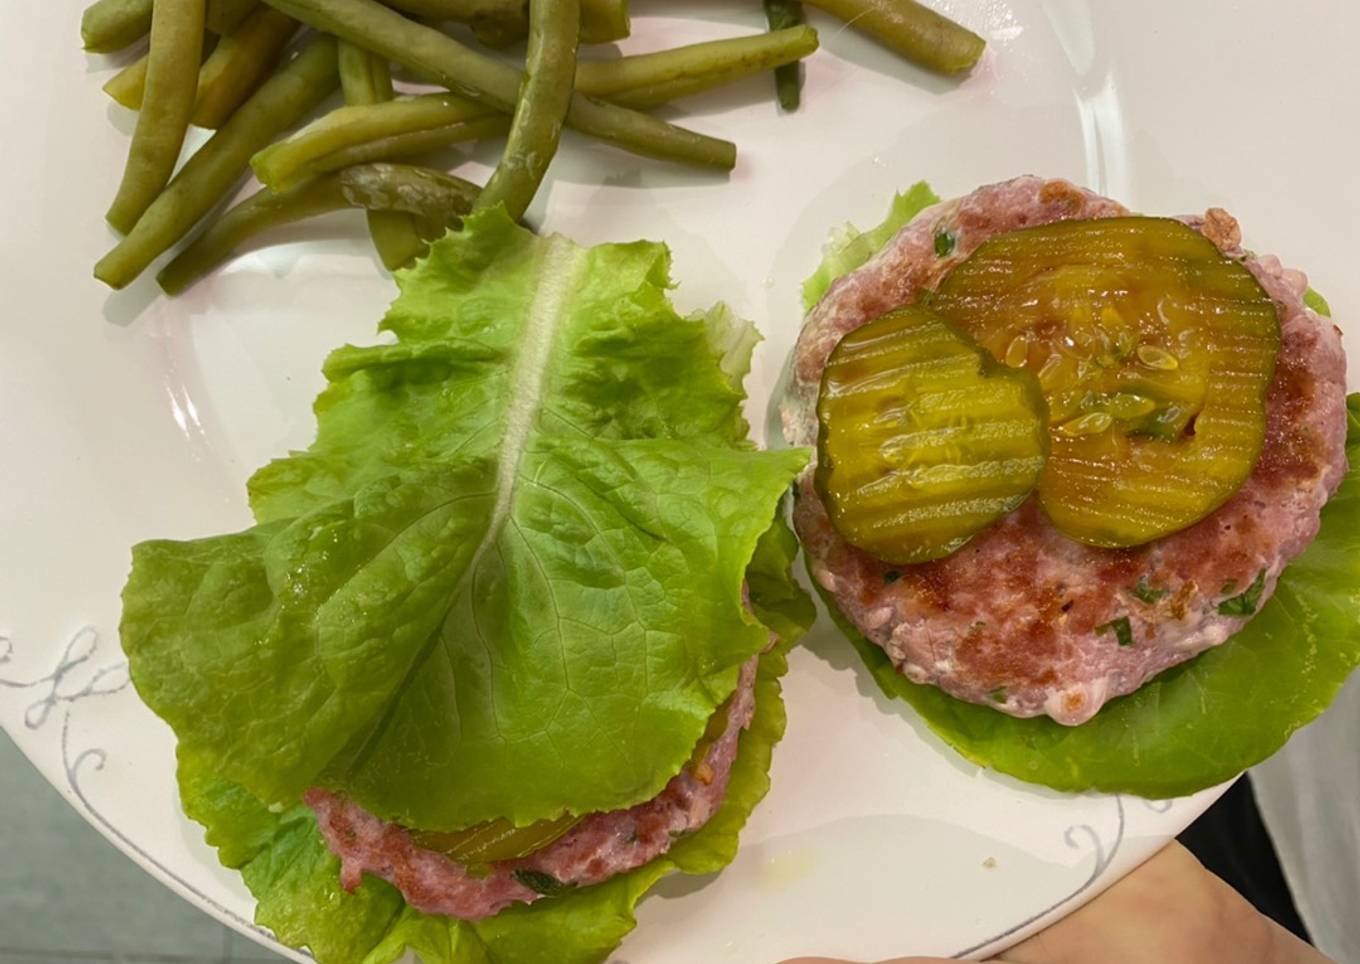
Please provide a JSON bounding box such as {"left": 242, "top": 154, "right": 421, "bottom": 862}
{"left": 782, "top": 176, "right": 1348, "bottom": 725}
{"left": 307, "top": 656, "right": 759, "bottom": 920}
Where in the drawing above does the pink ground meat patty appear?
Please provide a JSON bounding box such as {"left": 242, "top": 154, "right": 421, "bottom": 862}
{"left": 782, "top": 176, "right": 1348, "bottom": 725}
{"left": 306, "top": 656, "right": 759, "bottom": 920}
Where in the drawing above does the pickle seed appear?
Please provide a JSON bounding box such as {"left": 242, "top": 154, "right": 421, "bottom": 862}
{"left": 1136, "top": 344, "right": 1180, "bottom": 370}
{"left": 1037, "top": 352, "right": 1067, "bottom": 388}
{"left": 1057, "top": 412, "right": 1114, "bottom": 437}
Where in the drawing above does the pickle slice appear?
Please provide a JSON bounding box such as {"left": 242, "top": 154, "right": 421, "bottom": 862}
{"left": 410, "top": 812, "right": 583, "bottom": 865}
{"left": 816, "top": 305, "right": 1049, "bottom": 564}
{"left": 931, "top": 216, "right": 1280, "bottom": 547}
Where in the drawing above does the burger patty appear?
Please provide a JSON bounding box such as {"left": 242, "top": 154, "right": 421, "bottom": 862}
{"left": 306, "top": 656, "right": 759, "bottom": 920}
{"left": 782, "top": 176, "right": 1348, "bottom": 725}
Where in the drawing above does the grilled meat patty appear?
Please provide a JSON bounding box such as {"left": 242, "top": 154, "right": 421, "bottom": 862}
{"left": 782, "top": 176, "right": 1347, "bottom": 724}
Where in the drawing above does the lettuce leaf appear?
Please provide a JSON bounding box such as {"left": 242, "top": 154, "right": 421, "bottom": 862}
{"left": 747, "top": 508, "right": 818, "bottom": 646}
{"left": 823, "top": 406, "right": 1360, "bottom": 798}
{"left": 122, "top": 209, "right": 810, "bottom": 833}
{"left": 178, "top": 641, "right": 796, "bottom": 964}
{"left": 800, "top": 181, "right": 939, "bottom": 312}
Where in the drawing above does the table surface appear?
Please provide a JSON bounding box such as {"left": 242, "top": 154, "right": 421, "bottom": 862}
{"left": 0, "top": 731, "right": 285, "bottom": 963}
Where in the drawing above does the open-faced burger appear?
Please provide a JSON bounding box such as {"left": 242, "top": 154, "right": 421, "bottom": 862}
{"left": 782, "top": 176, "right": 1360, "bottom": 794}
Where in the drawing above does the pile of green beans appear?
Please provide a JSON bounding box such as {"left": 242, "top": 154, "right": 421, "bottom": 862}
{"left": 85, "top": 0, "right": 983, "bottom": 295}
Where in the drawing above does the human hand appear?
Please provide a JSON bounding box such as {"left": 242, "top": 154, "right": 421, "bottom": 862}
{"left": 782, "top": 842, "right": 1331, "bottom": 964}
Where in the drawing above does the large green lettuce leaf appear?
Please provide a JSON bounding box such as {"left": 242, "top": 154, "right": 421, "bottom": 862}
{"left": 179, "top": 640, "right": 796, "bottom": 964}
{"left": 800, "top": 181, "right": 939, "bottom": 312}
{"left": 123, "top": 209, "right": 809, "bottom": 833}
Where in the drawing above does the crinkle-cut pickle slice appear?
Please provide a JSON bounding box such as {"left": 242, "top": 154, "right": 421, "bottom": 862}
{"left": 930, "top": 216, "right": 1281, "bottom": 548}
{"left": 816, "top": 305, "right": 1049, "bottom": 564}
{"left": 410, "top": 812, "right": 584, "bottom": 865}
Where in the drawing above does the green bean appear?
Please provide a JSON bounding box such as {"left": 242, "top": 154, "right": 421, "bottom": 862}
{"left": 158, "top": 163, "right": 479, "bottom": 294}
{"left": 763, "top": 0, "right": 805, "bottom": 110}
{"left": 205, "top": 0, "right": 259, "bottom": 34}
{"left": 382, "top": 0, "right": 628, "bottom": 45}
{"left": 338, "top": 163, "right": 480, "bottom": 222}
{"left": 475, "top": 0, "right": 578, "bottom": 219}
{"left": 254, "top": 94, "right": 496, "bottom": 191}
{"left": 103, "top": 53, "right": 151, "bottom": 111}
{"left": 81, "top": 0, "right": 153, "bottom": 52}
{"left": 801, "top": 0, "right": 984, "bottom": 75}
{"left": 365, "top": 206, "right": 431, "bottom": 270}
{"left": 577, "top": 25, "right": 818, "bottom": 109}
{"left": 158, "top": 175, "right": 348, "bottom": 295}
{"left": 260, "top": 0, "right": 735, "bottom": 170}
{"left": 106, "top": 0, "right": 207, "bottom": 235}
{"left": 194, "top": 7, "right": 298, "bottom": 128}
{"left": 103, "top": 35, "right": 221, "bottom": 111}
{"left": 338, "top": 39, "right": 394, "bottom": 104}
{"left": 579, "top": 0, "right": 630, "bottom": 45}
{"left": 96, "top": 36, "right": 340, "bottom": 290}
{"left": 381, "top": 0, "right": 519, "bottom": 46}
{"left": 264, "top": 114, "right": 511, "bottom": 190}
{"left": 339, "top": 41, "right": 425, "bottom": 271}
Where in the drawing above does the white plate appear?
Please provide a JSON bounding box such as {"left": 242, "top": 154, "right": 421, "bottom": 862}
{"left": 3, "top": 2, "right": 1357, "bottom": 961}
